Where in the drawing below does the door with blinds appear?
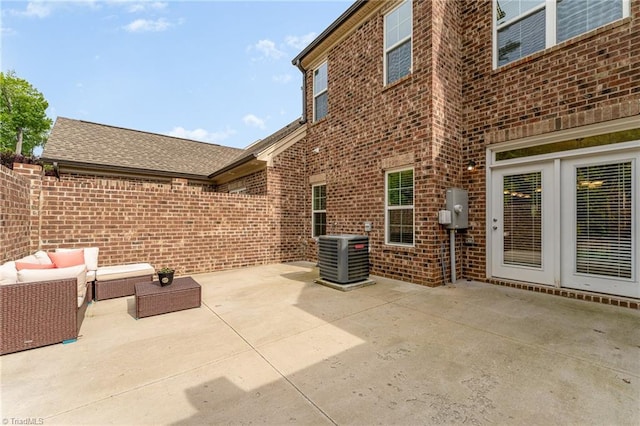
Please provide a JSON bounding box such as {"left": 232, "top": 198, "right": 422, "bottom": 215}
{"left": 491, "top": 163, "right": 555, "bottom": 285}
{"left": 561, "top": 153, "right": 639, "bottom": 298}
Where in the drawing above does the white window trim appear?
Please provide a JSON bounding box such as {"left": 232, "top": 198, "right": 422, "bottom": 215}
{"left": 312, "top": 183, "right": 326, "bottom": 238}
{"left": 385, "top": 167, "right": 415, "bottom": 247}
{"left": 384, "top": 0, "right": 413, "bottom": 86}
{"left": 313, "top": 61, "right": 328, "bottom": 122}
{"left": 493, "top": 0, "right": 630, "bottom": 69}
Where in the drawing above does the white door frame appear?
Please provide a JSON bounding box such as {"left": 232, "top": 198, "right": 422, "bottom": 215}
{"left": 490, "top": 162, "right": 556, "bottom": 285}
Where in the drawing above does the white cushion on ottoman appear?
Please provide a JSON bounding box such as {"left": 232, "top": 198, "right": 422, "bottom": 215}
{"left": 96, "top": 263, "right": 154, "bottom": 281}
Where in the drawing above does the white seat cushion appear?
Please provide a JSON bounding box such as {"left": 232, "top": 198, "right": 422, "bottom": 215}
{"left": 17, "top": 265, "right": 87, "bottom": 298}
{"left": 96, "top": 263, "right": 154, "bottom": 281}
{"left": 86, "top": 270, "right": 96, "bottom": 283}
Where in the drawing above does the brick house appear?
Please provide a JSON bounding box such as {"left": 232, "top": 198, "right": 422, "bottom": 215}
{"left": 292, "top": 0, "right": 640, "bottom": 298}
{"left": 3, "top": 0, "right": 638, "bottom": 305}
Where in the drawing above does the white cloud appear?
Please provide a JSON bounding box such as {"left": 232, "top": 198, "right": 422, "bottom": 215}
{"left": 272, "top": 74, "right": 292, "bottom": 84}
{"left": 242, "top": 114, "right": 266, "bottom": 130}
{"left": 126, "top": 2, "right": 167, "bottom": 13}
{"left": 167, "top": 127, "right": 236, "bottom": 144}
{"left": 14, "top": 1, "right": 53, "bottom": 18}
{"left": 250, "top": 39, "right": 285, "bottom": 60}
{"left": 124, "top": 18, "right": 171, "bottom": 32}
{"left": 1, "top": 26, "right": 17, "bottom": 36}
{"left": 285, "top": 32, "right": 317, "bottom": 50}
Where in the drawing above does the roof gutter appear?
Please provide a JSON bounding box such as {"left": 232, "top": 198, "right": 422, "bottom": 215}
{"left": 40, "top": 157, "right": 211, "bottom": 182}
{"left": 291, "top": 0, "right": 367, "bottom": 66}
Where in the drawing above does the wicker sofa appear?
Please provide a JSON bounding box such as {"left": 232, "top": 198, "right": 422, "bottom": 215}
{"left": 0, "top": 252, "right": 90, "bottom": 355}
{"left": 1, "top": 248, "right": 155, "bottom": 355}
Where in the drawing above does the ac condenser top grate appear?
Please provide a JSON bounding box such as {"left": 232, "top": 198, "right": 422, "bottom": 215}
{"left": 318, "top": 235, "right": 369, "bottom": 284}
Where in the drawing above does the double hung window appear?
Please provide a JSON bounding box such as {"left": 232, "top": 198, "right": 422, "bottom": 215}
{"left": 386, "top": 169, "right": 414, "bottom": 245}
{"left": 495, "top": 0, "right": 628, "bottom": 67}
{"left": 313, "top": 62, "right": 328, "bottom": 121}
{"left": 312, "top": 184, "right": 326, "bottom": 237}
{"left": 384, "top": 0, "right": 412, "bottom": 85}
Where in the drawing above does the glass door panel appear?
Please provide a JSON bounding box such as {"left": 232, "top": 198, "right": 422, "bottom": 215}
{"left": 561, "top": 153, "right": 639, "bottom": 298}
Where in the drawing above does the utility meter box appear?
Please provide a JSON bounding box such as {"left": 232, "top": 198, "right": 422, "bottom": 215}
{"left": 445, "top": 188, "right": 468, "bottom": 230}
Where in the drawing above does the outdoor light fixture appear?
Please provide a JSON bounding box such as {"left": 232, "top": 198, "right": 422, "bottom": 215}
{"left": 467, "top": 160, "right": 476, "bottom": 171}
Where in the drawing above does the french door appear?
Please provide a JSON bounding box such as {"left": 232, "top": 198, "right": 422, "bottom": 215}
{"left": 491, "top": 163, "right": 555, "bottom": 285}
{"left": 491, "top": 151, "right": 639, "bottom": 298}
{"left": 560, "top": 153, "right": 638, "bottom": 298}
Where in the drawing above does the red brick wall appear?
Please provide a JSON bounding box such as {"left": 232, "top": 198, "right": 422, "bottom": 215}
{"left": 268, "top": 141, "right": 306, "bottom": 262}
{"left": 2, "top": 141, "right": 305, "bottom": 273}
{"left": 0, "top": 165, "right": 31, "bottom": 263}
{"left": 217, "top": 170, "right": 267, "bottom": 195}
{"left": 302, "top": 0, "right": 462, "bottom": 285}
{"left": 35, "top": 173, "right": 278, "bottom": 274}
{"left": 460, "top": 0, "right": 640, "bottom": 280}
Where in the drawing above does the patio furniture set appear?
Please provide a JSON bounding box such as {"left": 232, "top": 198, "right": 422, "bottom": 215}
{"left": 0, "top": 247, "right": 200, "bottom": 355}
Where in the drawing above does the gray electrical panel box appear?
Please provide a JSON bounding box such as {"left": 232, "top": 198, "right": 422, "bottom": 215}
{"left": 445, "top": 188, "right": 468, "bottom": 230}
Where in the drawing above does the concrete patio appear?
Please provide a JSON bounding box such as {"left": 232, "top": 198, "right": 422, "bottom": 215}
{"left": 1, "top": 262, "right": 638, "bottom": 425}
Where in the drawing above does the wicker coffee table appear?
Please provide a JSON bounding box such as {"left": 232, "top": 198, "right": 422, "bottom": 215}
{"left": 135, "top": 277, "right": 201, "bottom": 319}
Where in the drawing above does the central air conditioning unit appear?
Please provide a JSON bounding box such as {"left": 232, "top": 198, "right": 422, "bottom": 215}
{"left": 318, "top": 235, "right": 369, "bottom": 284}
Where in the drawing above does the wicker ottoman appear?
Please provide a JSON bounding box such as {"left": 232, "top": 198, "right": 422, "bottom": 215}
{"left": 95, "top": 263, "right": 154, "bottom": 301}
{"left": 135, "top": 277, "right": 201, "bottom": 319}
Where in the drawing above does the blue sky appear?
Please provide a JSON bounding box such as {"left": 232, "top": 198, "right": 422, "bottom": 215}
{"left": 1, "top": 0, "right": 351, "bottom": 150}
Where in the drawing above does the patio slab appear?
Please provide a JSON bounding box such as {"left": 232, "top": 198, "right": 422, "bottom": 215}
{"left": 1, "top": 262, "right": 638, "bottom": 425}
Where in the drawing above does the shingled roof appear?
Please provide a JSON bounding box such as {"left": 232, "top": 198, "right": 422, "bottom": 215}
{"left": 42, "top": 117, "right": 244, "bottom": 179}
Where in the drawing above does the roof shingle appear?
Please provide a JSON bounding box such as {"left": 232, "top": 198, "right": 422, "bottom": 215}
{"left": 43, "top": 117, "right": 244, "bottom": 177}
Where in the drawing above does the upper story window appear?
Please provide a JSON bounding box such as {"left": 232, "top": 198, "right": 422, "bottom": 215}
{"left": 495, "top": 0, "right": 629, "bottom": 68}
{"left": 385, "top": 0, "right": 412, "bottom": 85}
{"left": 313, "top": 62, "right": 328, "bottom": 121}
{"left": 385, "top": 168, "right": 414, "bottom": 246}
{"left": 312, "top": 184, "right": 326, "bottom": 237}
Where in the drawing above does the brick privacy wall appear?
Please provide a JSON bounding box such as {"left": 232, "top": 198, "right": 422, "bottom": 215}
{"left": 460, "top": 0, "right": 640, "bottom": 281}
{"left": 31, "top": 173, "right": 279, "bottom": 274}
{"left": 302, "top": 0, "right": 464, "bottom": 286}
{"left": 0, "top": 165, "right": 31, "bottom": 263}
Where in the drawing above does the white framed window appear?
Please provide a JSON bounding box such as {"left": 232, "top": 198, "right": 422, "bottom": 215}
{"left": 385, "top": 168, "right": 414, "bottom": 246}
{"left": 494, "top": 0, "right": 629, "bottom": 68}
{"left": 313, "top": 62, "right": 328, "bottom": 121}
{"left": 384, "top": 0, "right": 412, "bottom": 85}
{"left": 312, "top": 184, "right": 326, "bottom": 237}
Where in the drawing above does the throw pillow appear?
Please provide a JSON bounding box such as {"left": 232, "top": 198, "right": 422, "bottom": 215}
{"left": 34, "top": 250, "right": 54, "bottom": 265}
{"left": 0, "top": 261, "right": 18, "bottom": 285}
{"left": 15, "top": 262, "right": 56, "bottom": 271}
{"left": 56, "top": 247, "right": 99, "bottom": 271}
{"left": 48, "top": 250, "right": 85, "bottom": 268}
